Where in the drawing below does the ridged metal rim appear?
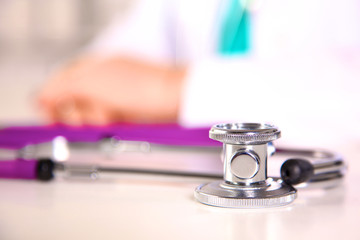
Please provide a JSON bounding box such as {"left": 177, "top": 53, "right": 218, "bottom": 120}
{"left": 194, "top": 190, "right": 297, "bottom": 208}
{"left": 209, "top": 123, "right": 281, "bottom": 144}
{"left": 194, "top": 180, "right": 297, "bottom": 208}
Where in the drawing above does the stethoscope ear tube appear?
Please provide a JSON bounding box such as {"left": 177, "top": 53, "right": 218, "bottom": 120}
{"left": 36, "top": 159, "right": 55, "bottom": 181}
{"left": 0, "top": 147, "right": 346, "bottom": 188}
{"left": 278, "top": 148, "right": 346, "bottom": 188}
{"left": 281, "top": 159, "right": 314, "bottom": 185}
{"left": 0, "top": 158, "right": 54, "bottom": 181}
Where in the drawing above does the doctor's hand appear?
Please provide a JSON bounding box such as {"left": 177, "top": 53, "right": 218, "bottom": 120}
{"left": 38, "top": 56, "right": 186, "bottom": 125}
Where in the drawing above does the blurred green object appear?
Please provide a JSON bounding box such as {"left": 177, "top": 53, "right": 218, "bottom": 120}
{"left": 219, "top": 0, "right": 251, "bottom": 55}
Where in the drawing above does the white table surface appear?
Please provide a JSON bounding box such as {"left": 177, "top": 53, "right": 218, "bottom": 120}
{"left": 0, "top": 143, "right": 359, "bottom": 240}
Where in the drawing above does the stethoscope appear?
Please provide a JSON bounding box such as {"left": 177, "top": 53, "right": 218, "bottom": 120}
{"left": 0, "top": 123, "right": 346, "bottom": 208}
{"left": 194, "top": 123, "right": 346, "bottom": 208}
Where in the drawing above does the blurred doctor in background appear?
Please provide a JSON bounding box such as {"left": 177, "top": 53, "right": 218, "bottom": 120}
{"left": 38, "top": 0, "right": 360, "bottom": 146}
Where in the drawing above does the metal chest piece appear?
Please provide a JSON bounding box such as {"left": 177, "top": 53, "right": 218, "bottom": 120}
{"left": 194, "top": 123, "right": 297, "bottom": 208}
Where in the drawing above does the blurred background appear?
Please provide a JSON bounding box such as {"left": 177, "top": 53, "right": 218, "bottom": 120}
{"left": 0, "top": 0, "right": 359, "bottom": 149}
{"left": 0, "top": 0, "right": 130, "bottom": 124}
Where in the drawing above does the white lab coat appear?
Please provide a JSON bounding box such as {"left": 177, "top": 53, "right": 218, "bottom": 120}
{"left": 89, "top": 0, "right": 360, "bottom": 147}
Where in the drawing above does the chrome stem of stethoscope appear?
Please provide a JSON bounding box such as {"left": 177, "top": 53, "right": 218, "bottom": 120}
{"left": 194, "top": 123, "right": 297, "bottom": 208}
